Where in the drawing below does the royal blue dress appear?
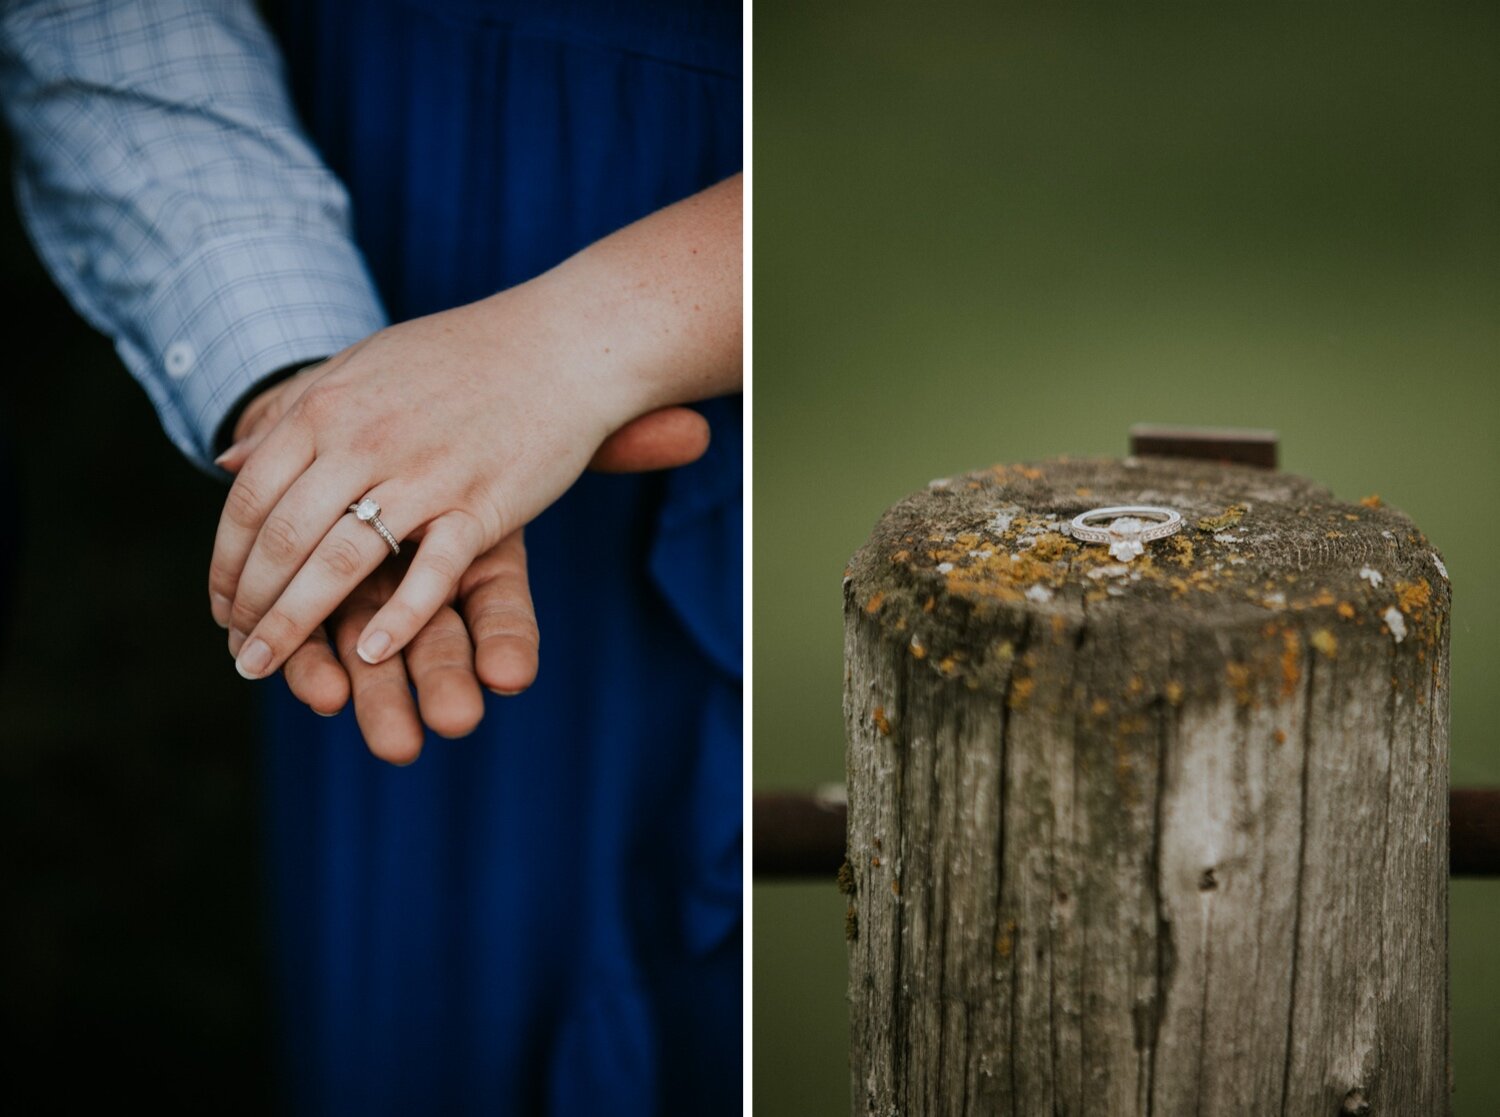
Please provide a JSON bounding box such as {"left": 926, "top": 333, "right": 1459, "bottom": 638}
{"left": 261, "top": 3, "right": 741, "bottom": 1112}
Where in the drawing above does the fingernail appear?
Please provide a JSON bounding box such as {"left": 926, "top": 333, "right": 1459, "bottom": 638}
{"left": 211, "top": 593, "right": 231, "bottom": 628}
{"left": 358, "top": 630, "right": 391, "bottom": 664}
{"left": 228, "top": 628, "right": 247, "bottom": 656}
{"left": 236, "top": 638, "right": 272, "bottom": 679}
{"left": 213, "top": 442, "right": 243, "bottom": 468}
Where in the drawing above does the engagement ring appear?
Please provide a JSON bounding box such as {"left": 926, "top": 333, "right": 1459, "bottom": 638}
{"left": 349, "top": 496, "right": 400, "bottom": 556}
{"left": 1069, "top": 505, "right": 1181, "bottom": 562}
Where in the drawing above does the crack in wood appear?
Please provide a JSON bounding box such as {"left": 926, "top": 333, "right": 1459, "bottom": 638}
{"left": 1279, "top": 656, "right": 1318, "bottom": 1116}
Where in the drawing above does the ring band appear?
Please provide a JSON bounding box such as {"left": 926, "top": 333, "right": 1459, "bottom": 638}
{"left": 349, "top": 496, "right": 400, "bottom": 556}
{"left": 1069, "top": 505, "right": 1182, "bottom": 562}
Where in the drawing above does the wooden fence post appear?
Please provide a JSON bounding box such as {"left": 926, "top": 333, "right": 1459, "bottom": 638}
{"left": 843, "top": 457, "right": 1449, "bottom": 1115}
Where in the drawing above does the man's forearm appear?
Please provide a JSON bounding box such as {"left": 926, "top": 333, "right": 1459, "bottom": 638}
{"left": 0, "top": 0, "right": 385, "bottom": 471}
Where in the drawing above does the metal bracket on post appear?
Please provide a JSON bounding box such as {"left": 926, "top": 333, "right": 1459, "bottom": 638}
{"left": 1128, "top": 423, "right": 1279, "bottom": 469}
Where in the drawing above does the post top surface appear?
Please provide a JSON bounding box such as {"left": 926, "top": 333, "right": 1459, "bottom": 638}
{"left": 847, "top": 457, "right": 1447, "bottom": 660}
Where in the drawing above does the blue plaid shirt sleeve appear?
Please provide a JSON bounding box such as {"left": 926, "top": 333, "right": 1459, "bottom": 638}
{"left": 0, "top": 0, "right": 388, "bottom": 471}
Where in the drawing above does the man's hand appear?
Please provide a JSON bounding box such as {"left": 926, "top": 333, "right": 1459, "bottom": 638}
{"left": 279, "top": 530, "right": 535, "bottom": 765}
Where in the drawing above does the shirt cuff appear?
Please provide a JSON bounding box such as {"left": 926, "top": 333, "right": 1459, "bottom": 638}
{"left": 132, "top": 228, "right": 388, "bottom": 472}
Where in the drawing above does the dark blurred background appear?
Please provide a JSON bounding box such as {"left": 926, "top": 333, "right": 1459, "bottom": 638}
{"left": 0, "top": 122, "right": 271, "bottom": 1104}
{"left": 754, "top": 3, "right": 1499, "bottom": 1115}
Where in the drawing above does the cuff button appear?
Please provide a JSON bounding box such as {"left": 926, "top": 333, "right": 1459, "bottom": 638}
{"left": 165, "top": 341, "right": 196, "bottom": 379}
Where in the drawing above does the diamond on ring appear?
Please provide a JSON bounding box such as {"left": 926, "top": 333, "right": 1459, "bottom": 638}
{"left": 1104, "top": 517, "right": 1148, "bottom": 561}
{"left": 1068, "top": 505, "right": 1182, "bottom": 562}
{"left": 348, "top": 496, "right": 400, "bottom": 555}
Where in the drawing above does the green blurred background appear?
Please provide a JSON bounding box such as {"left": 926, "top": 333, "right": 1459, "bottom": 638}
{"left": 753, "top": 4, "right": 1499, "bottom": 1113}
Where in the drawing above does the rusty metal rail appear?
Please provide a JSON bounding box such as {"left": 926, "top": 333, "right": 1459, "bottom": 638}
{"left": 753, "top": 789, "right": 1500, "bottom": 880}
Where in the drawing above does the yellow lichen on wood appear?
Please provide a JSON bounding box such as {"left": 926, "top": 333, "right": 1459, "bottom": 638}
{"left": 1299, "top": 588, "right": 1337, "bottom": 609}
{"left": 1309, "top": 629, "right": 1338, "bottom": 658}
{"left": 1197, "top": 504, "right": 1247, "bottom": 533}
{"left": 995, "top": 919, "right": 1017, "bottom": 958}
{"left": 837, "top": 860, "right": 856, "bottom": 895}
{"left": 864, "top": 591, "right": 885, "bottom": 615}
{"left": 1280, "top": 629, "right": 1302, "bottom": 697}
{"left": 1226, "top": 662, "right": 1255, "bottom": 707}
{"left": 909, "top": 637, "right": 927, "bottom": 660}
{"left": 1394, "top": 579, "right": 1432, "bottom": 616}
{"left": 873, "top": 706, "right": 892, "bottom": 736}
{"left": 1008, "top": 677, "right": 1035, "bottom": 710}
{"left": 1030, "top": 533, "right": 1075, "bottom": 561}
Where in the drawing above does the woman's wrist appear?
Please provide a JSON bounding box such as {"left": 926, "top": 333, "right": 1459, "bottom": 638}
{"left": 520, "top": 261, "right": 672, "bottom": 430}
{"left": 513, "top": 175, "right": 743, "bottom": 436}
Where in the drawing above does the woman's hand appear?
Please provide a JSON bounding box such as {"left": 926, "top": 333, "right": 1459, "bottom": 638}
{"left": 238, "top": 402, "right": 710, "bottom": 763}
{"left": 211, "top": 176, "right": 740, "bottom": 682}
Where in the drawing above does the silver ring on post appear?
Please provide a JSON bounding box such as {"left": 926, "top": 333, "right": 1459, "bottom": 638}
{"left": 1069, "top": 505, "right": 1182, "bottom": 562}
{"left": 349, "top": 496, "right": 400, "bottom": 556}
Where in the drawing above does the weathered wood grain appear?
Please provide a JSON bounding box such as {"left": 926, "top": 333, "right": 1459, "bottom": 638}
{"left": 843, "top": 457, "right": 1449, "bottom": 1116}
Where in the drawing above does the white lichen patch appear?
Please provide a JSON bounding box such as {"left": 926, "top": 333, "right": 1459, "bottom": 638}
{"left": 928, "top": 477, "right": 951, "bottom": 490}
{"left": 1263, "top": 591, "right": 1287, "bottom": 610}
{"left": 968, "top": 549, "right": 993, "bottom": 560}
{"left": 936, "top": 562, "right": 954, "bottom": 574}
{"left": 1431, "top": 553, "right": 1449, "bottom": 581}
{"left": 1383, "top": 605, "right": 1407, "bottom": 644}
{"left": 1087, "top": 564, "right": 1132, "bottom": 580}
{"left": 989, "top": 507, "right": 1018, "bottom": 533}
{"left": 1359, "top": 566, "right": 1384, "bottom": 587}
{"left": 1213, "top": 533, "right": 1240, "bottom": 544}
{"left": 1019, "top": 517, "right": 1064, "bottom": 536}
{"left": 1381, "top": 530, "right": 1395, "bottom": 540}
{"left": 1024, "top": 584, "right": 1054, "bottom": 604}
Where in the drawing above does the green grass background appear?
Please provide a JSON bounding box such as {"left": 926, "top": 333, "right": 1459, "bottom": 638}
{"left": 752, "top": 4, "right": 1500, "bottom": 1113}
